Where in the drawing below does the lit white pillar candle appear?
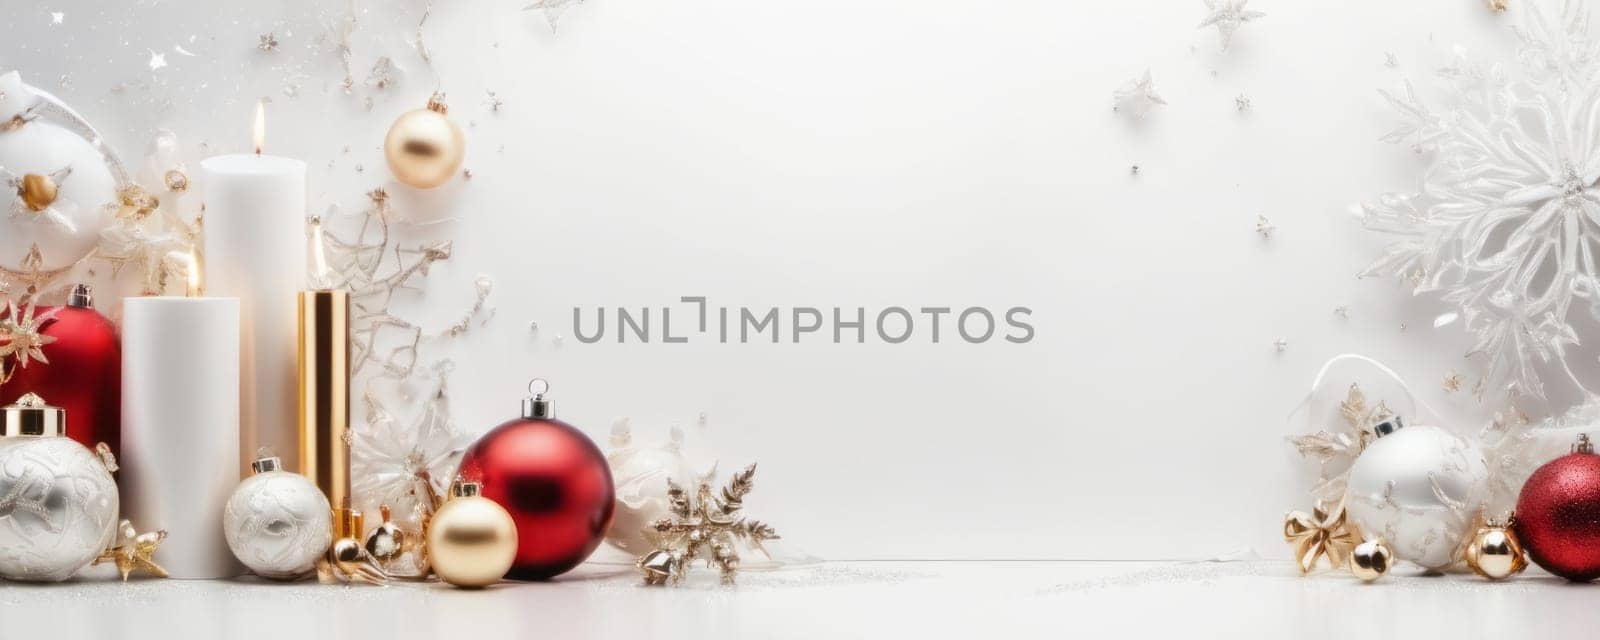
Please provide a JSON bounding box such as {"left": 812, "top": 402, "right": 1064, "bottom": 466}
{"left": 121, "top": 264, "right": 241, "bottom": 579}
{"left": 200, "top": 102, "right": 306, "bottom": 472}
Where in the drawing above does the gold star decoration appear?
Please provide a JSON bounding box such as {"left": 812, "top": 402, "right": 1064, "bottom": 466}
{"left": 1283, "top": 500, "right": 1361, "bottom": 575}
{"left": 0, "top": 299, "right": 60, "bottom": 383}
{"left": 637, "top": 463, "right": 780, "bottom": 586}
{"left": 94, "top": 519, "right": 168, "bottom": 581}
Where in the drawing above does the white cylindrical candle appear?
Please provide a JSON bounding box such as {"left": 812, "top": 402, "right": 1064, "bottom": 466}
{"left": 121, "top": 297, "right": 241, "bottom": 578}
{"left": 201, "top": 152, "right": 306, "bottom": 472}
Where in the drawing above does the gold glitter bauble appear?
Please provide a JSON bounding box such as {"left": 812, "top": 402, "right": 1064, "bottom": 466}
{"left": 426, "top": 483, "right": 516, "bottom": 588}
{"left": 1465, "top": 523, "right": 1527, "bottom": 580}
{"left": 383, "top": 93, "right": 464, "bottom": 190}
{"left": 1349, "top": 539, "right": 1391, "bottom": 582}
{"left": 20, "top": 173, "right": 58, "bottom": 211}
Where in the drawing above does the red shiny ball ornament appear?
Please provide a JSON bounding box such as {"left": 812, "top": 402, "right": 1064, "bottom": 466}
{"left": 458, "top": 382, "right": 614, "bottom": 580}
{"left": 1515, "top": 437, "right": 1600, "bottom": 581}
{"left": 0, "top": 286, "right": 120, "bottom": 456}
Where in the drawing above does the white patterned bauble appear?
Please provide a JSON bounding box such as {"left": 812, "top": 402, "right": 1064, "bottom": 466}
{"left": 0, "top": 72, "right": 118, "bottom": 274}
{"left": 0, "top": 394, "right": 119, "bottom": 582}
{"left": 1345, "top": 421, "right": 1489, "bottom": 570}
{"left": 605, "top": 421, "right": 696, "bottom": 555}
{"left": 223, "top": 457, "right": 333, "bottom": 579}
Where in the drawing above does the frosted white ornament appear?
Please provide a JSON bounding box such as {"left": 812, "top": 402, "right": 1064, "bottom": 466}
{"left": 0, "top": 71, "right": 118, "bottom": 274}
{"left": 0, "top": 393, "right": 119, "bottom": 582}
{"left": 1345, "top": 418, "right": 1489, "bottom": 570}
{"left": 223, "top": 455, "right": 333, "bottom": 579}
{"left": 605, "top": 420, "right": 695, "bottom": 555}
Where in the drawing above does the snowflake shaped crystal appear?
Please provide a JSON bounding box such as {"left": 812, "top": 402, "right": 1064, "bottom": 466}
{"left": 1361, "top": 1, "right": 1600, "bottom": 402}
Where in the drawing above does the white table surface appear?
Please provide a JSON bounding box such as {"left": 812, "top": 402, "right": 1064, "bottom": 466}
{"left": 0, "top": 560, "right": 1580, "bottom": 639}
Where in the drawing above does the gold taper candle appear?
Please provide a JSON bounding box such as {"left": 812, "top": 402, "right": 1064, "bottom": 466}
{"left": 297, "top": 289, "right": 350, "bottom": 512}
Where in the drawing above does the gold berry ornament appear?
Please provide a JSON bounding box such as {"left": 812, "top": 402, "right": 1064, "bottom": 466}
{"left": 1349, "top": 538, "right": 1391, "bottom": 582}
{"left": 383, "top": 92, "right": 464, "bottom": 189}
{"left": 1466, "top": 516, "right": 1527, "bottom": 580}
{"left": 427, "top": 479, "right": 517, "bottom": 588}
{"left": 19, "top": 173, "right": 60, "bottom": 211}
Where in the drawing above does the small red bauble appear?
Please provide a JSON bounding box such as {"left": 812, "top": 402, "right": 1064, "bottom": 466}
{"left": 457, "top": 379, "right": 614, "bottom": 580}
{"left": 1515, "top": 434, "right": 1600, "bottom": 581}
{"left": 0, "top": 284, "right": 120, "bottom": 457}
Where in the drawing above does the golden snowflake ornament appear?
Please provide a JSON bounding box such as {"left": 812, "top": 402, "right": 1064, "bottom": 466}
{"left": 0, "top": 299, "right": 59, "bottom": 382}
{"left": 637, "top": 463, "right": 780, "bottom": 586}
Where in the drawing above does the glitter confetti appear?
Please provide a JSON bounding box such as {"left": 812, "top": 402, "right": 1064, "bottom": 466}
{"left": 147, "top": 51, "right": 167, "bottom": 71}
{"left": 1235, "top": 93, "right": 1251, "bottom": 111}
{"left": 258, "top": 32, "right": 279, "bottom": 52}
{"left": 1255, "top": 215, "right": 1275, "bottom": 239}
{"left": 49, "top": 12, "right": 63, "bottom": 25}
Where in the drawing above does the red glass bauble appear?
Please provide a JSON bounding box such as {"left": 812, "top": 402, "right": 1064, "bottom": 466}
{"left": 459, "top": 405, "right": 614, "bottom": 580}
{"left": 1515, "top": 442, "right": 1600, "bottom": 581}
{"left": 0, "top": 291, "right": 120, "bottom": 456}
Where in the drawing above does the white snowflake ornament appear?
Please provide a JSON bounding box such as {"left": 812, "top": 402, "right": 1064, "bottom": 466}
{"left": 1361, "top": 1, "right": 1600, "bottom": 402}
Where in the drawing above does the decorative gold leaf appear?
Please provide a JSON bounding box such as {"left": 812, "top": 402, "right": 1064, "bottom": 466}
{"left": 717, "top": 463, "right": 757, "bottom": 516}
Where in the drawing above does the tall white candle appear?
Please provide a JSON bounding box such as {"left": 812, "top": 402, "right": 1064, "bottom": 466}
{"left": 200, "top": 103, "right": 306, "bottom": 473}
{"left": 121, "top": 296, "right": 241, "bottom": 579}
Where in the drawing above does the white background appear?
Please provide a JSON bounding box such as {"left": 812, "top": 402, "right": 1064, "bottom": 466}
{"left": 0, "top": 0, "right": 1540, "bottom": 560}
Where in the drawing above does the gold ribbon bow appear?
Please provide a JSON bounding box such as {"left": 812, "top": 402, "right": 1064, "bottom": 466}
{"left": 1283, "top": 500, "right": 1361, "bottom": 575}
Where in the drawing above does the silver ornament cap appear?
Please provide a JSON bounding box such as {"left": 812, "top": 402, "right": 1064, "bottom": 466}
{"left": 1372, "top": 414, "right": 1404, "bottom": 438}
{"left": 521, "top": 378, "right": 554, "bottom": 419}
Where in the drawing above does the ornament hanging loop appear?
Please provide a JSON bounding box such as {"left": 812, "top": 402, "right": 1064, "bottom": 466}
{"left": 523, "top": 378, "right": 554, "bottom": 419}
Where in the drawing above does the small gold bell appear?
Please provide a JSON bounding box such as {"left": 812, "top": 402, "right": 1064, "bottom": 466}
{"left": 637, "top": 550, "right": 679, "bottom": 586}
{"left": 363, "top": 505, "right": 407, "bottom": 567}
{"left": 1466, "top": 520, "right": 1527, "bottom": 580}
{"left": 1350, "top": 538, "right": 1391, "bottom": 582}
{"left": 19, "top": 173, "right": 58, "bottom": 211}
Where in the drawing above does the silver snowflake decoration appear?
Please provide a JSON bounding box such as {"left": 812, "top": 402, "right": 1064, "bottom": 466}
{"left": 1360, "top": 1, "right": 1600, "bottom": 402}
{"left": 1197, "top": 0, "right": 1265, "bottom": 51}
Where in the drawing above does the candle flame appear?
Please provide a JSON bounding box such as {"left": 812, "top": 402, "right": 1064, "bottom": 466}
{"left": 253, "top": 100, "right": 266, "bottom": 155}
{"left": 186, "top": 250, "right": 204, "bottom": 297}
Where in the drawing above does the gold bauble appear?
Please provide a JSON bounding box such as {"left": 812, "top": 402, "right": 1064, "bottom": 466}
{"left": 383, "top": 93, "right": 464, "bottom": 190}
{"left": 1349, "top": 538, "right": 1391, "bottom": 582}
{"left": 20, "top": 173, "right": 58, "bottom": 211}
{"left": 1466, "top": 524, "right": 1527, "bottom": 580}
{"left": 426, "top": 483, "right": 516, "bottom": 588}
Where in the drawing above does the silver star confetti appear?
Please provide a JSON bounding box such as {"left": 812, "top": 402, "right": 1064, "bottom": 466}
{"left": 1197, "top": 0, "right": 1265, "bottom": 51}
{"left": 485, "top": 90, "right": 503, "bottom": 112}
{"left": 1235, "top": 93, "right": 1251, "bottom": 112}
{"left": 1384, "top": 52, "right": 1398, "bottom": 68}
{"left": 1255, "top": 215, "right": 1275, "bottom": 239}
{"left": 1113, "top": 70, "right": 1166, "bottom": 121}
{"left": 524, "top": 0, "right": 584, "bottom": 31}
{"left": 49, "top": 12, "right": 63, "bottom": 25}
{"left": 147, "top": 51, "right": 167, "bottom": 71}
{"left": 1273, "top": 338, "right": 1289, "bottom": 352}
{"left": 259, "top": 32, "right": 279, "bottom": 52}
